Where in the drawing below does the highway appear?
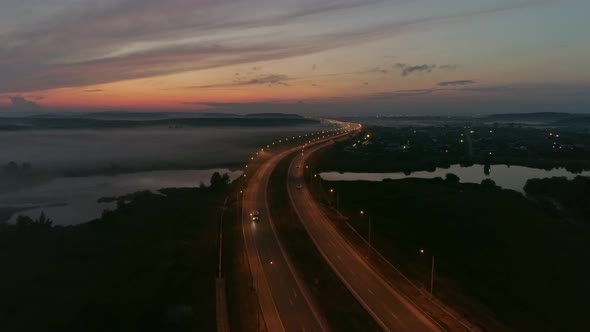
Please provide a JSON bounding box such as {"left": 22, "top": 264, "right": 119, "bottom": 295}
{"left": 240, "top": 124, "right": 355, "bottom": 331}
{"left": 286, "top": 135, "right": 442, "bottom": 332}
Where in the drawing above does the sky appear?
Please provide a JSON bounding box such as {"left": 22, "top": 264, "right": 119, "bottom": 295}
{"left": 0, "top": 0, "right": 589, "bottom": 115}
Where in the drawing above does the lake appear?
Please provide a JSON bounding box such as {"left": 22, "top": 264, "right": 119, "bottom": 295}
{"left": 1, "top": 168, "right": 242, "bottom": 225}
{"left": 320, "top": 164, "right": 590, "bottom": 193}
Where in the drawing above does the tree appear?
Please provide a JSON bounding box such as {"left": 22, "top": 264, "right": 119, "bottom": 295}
{"left": 14, "top": 212, "right": 53, "bottom": 231}
{"left": 3, "top": 161, "right": 18, "bottom": 173}
{"left": 0, "top": 219, "right": 8, "bottom": 233}
{"left": 221, "top": 173, "right": 230, "bottom": 185}
{"left": 481, "top": 178, "right": 497, "bottom": 189}
{"left": 565, "top": 162, "right": 585, "bottom": 174}
{"left": 37, "top": 211, "right": 53, "bottom": 227}
{"left": 210, "top": 172, "right": 231, "bottom": 190}
{"left": 445, "top": 173, "right": 460, "bottom": 184}
{"left": 210, "top": 172, "right": 224, "bottom": 190}
{"left": 15, "top": 215, "right": 34, "bottom": 232}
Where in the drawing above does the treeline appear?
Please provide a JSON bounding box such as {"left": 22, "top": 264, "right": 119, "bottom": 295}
{"left": 1, "top": 161, "right": 32, "bottom": 173}
{"left": 524, "top": 176, "right": 590, "bottom": 223}
{"left": 12, "top": 212, "right": 53, "bottom": 232}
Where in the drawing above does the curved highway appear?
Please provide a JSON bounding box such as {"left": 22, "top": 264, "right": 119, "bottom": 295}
{"left": 285, "top": 130, "right": 442, "bottom": 332}
{"left": 240, "top": 123, "right": 355, "bottom": 331}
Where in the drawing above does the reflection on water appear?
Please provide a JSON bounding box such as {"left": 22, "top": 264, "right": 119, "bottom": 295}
{"left": 320, "top": 164, "right": 590, "bottom": 193}
{"left": 1, "top": 169, "right": 241, "bottom": 225}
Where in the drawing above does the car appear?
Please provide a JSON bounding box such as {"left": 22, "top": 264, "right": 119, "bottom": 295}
{"left": 296, "top": 165, "right": 300, "bottom": 168}
{"left": 296, "top": 185, "right": 303, "bottom": 189}
{"left": 251, "top": 210, "right": 260, "bottom": 222}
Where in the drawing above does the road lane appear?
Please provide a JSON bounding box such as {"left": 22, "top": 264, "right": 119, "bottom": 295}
{"left": 286, "top": 138, "right": 442, "bottom": 332}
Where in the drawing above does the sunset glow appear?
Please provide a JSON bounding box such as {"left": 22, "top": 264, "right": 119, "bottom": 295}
{"left": 1, "top": 0, "right": 589, "bottom": 114}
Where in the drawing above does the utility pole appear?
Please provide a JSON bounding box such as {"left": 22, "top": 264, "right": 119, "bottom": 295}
{"left": 218, "top": 196, "right": 228, "bottom": 279}
{"left": 367, "top": 215, "right": 372, "bottom": 257}
{"left": 329, "top": 188, "right": 339, "bottom": 210}
{"left": 361, "top": 210, "right": 372, "bottom": 257}
{"left": 430, "top": 255, "right": 435, "bottom": 297}
{"left": 420, "top": 249, "right": 435, "bottom": 297}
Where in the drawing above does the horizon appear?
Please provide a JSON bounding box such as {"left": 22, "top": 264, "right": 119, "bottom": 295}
{"left": 1, "top": 0, "right": 590, "bottom": 115}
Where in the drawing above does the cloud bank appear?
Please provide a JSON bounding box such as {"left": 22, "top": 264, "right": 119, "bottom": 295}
{"left": 438, "top": 80, "right": 476, "bottom": 86}
{"left": 0, "top": 0, "right": 554, "bottom": 94}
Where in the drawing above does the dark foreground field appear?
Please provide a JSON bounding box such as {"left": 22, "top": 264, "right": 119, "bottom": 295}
{"left": 0, "top": 187, "right": 225, "bottom": 332}
{"left": 316, "top": 177, "right": 590, "bottom": 331}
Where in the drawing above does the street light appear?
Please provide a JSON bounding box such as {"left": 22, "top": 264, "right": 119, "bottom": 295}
{"left": 329, "top": 189, "right": 339, "bottom": 210}
{"left": 360, "top": 210, "right": 372, "bottom": 257}
{"left": 419, "top": 249, "right": 435, "bottom": 297}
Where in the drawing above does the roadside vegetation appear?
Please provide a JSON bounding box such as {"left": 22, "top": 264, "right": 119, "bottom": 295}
{"left": 0, "top": 174, "right": 231, "bottom": 332}
{"left": 524, "top": 176, "right": 590, "bottom": 225}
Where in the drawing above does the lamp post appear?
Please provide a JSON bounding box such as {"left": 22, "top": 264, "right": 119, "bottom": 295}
{"left": 329, "top": 188, "right": 339, "bottom": 210}
{"left": 360, "top": 210, "right": 372, "bottom": 257}
{"left": 420, "top": 249, "right": 434, "bottom": 297}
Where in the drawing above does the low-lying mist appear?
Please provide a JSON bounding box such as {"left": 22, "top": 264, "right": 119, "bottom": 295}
{"left": 0, "top": 122, "right": 332, "bottom": 224}
{"left": 0, "top": 123, "right": 328, "bottom": 192}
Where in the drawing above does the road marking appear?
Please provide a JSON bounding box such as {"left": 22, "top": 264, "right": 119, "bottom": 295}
{"left": 368, "top": 288, "right": 375, "bottom": 295}
{"left": 292, "top": 287, "right": 298, "bottom": 298}
{"left": 389, "top": 311, "right": 400, "bottom": 321}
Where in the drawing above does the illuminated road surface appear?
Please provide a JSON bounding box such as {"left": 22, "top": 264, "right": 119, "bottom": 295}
{"left": 241, "top": 124, "right": 355, "bottom": 331}
{"left": 285, "top": 134, "right": 442, "bottom": 332}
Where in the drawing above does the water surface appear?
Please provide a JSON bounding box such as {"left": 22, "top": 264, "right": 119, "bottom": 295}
{"left": 2, "top": 169, "right": 241, "bottom": 225}
{"left": 320, "top": 164, "right": 590, "bottom": 193}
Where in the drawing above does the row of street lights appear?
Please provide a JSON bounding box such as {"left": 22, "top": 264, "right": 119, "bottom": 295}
{"left": 240, "top": 122, "right": 358, "bottom": 203}
{"left": 241, "top": 125, "right": 353, "bottom": 179}
{"left": 299, "top": 126, "right": 437, "bottom": 298}
{"left": 324, "top": 184, "right": 437, "bottom": 298}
